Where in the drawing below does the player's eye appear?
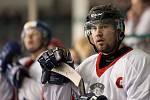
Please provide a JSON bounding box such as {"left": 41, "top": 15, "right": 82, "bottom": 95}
{"left": 90, "top": 25, "right": 97, "bottom": 31}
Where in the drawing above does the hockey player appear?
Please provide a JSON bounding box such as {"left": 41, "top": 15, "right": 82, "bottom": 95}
{"left": 0, "top": 41, "right": 21, "bottom": 100}
{"left": 15, "top": 20, "right": 52, "bottom": 100}
{"left": 2, "top": 42, "right": 39, "bottom": 100}
{"left": 4, "top": 21, "right": 52, "bottom": 100}
{"left": 37, "top": 4, "right": 150, "bottom": 100}
{"left": 20, "top": 20, "right": 52, "bottom": 82}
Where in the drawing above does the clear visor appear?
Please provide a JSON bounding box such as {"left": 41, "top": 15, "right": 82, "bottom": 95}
{"left": 84, "top": 19, "right": 117, "bottom": 36}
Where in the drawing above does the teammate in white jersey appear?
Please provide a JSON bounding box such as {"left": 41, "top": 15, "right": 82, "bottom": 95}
{"left": 5, "top": 21, "right": 52, "bottom": 100}
{"left": 37, "top": 4, "right": 150, "bottom": 100}
{"left": 17, "top": 20, "right": 52, "bottom": 100}
{"left": 0, "top": 41, "right": 21, "bottom": 100}
{"left": 20, "top": 21, "right": 52, "bottom": 82}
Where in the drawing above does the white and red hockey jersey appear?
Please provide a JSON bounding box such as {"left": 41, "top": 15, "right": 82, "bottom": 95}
{"left": 76, "top": 49, "right": 150, "bottom": 100}
{"left": 17, "top": 57, "right": 43, "bottom": 100}
{"left": 19, "top": 57, "right": 42, "bottom": 82}
{"left": 0, "top": 73, "right": 15, "bottom": 100}
{"left": 19, "top": 57, "right": 74, "bottom": 100}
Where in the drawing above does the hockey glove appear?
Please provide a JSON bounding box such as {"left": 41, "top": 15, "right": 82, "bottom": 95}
{"left": 6, "top": 62, "right": 29, "bottom": 89}
{"left": 0, "top": 41, "right": 21, "bottom": 73}
{"left": 41, "top": 69, "right": 50, "bottom": 84}
{"left": 37, "top": 47, "right": 74, "bottom": 70}
{"left": 37, "top": 47, "right": 74, "bottom": 84}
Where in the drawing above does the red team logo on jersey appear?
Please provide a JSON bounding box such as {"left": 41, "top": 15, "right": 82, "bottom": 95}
{"left": 116, "top": 77, "right": 123, "bottom": 88}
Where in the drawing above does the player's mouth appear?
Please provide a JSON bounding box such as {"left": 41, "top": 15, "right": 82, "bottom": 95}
{"left": 28, "top": 40, "right": 33, "bottom": 44}
{"left": 26, "top": 41, "right": 34, "bottom": 47}
{"left": 96, "top": 39, "right": 104, "bottom": 44}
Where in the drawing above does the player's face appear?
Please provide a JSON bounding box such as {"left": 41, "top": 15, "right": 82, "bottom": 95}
{"left": 90, "top": 23, "right": 118, "bottom": 54}
{"left": 23, "top": 28, "right": 44, "bottom": 53}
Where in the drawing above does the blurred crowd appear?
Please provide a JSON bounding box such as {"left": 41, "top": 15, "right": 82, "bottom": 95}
{"left": 124, "top": 0, "right": 150, "bottom": 54}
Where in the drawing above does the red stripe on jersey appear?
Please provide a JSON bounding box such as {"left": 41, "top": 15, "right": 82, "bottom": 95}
{"left": 72, "top": 95, "right": 75, "bottom": 100}
{"left": 24, "top": 59, "right": 34, "bottom": 69}
{"left": 96, "top": 48, "right": 132, "bottom": 77}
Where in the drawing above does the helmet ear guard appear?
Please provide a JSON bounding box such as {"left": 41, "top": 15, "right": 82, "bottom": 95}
{"left": 116, "top": 19, "right": 125, "bottom": 41}
{"left": 84, "top": 22, "right": 99, "bottom": 53}
{"left": 84, "top": 21, "right": 92, "bottom": 37}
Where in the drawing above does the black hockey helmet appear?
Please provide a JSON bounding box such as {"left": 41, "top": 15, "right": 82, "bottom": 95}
{"left": 84, "top": 4, "right": 125, "bottom": 52}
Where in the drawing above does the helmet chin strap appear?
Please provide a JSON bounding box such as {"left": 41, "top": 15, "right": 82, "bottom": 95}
{"left": 87, "top": 36, "right": 99, "bottom": 53}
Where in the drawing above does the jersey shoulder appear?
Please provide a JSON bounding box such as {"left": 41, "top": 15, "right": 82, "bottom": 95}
{"left": 123, "top": 49, "right": 150, "bottom": 72}
{"left": 76, "top": 54, "right": 98, "bottom": 73}
{"left": 125, "top": 49, "right": 150, "bottom": 61}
